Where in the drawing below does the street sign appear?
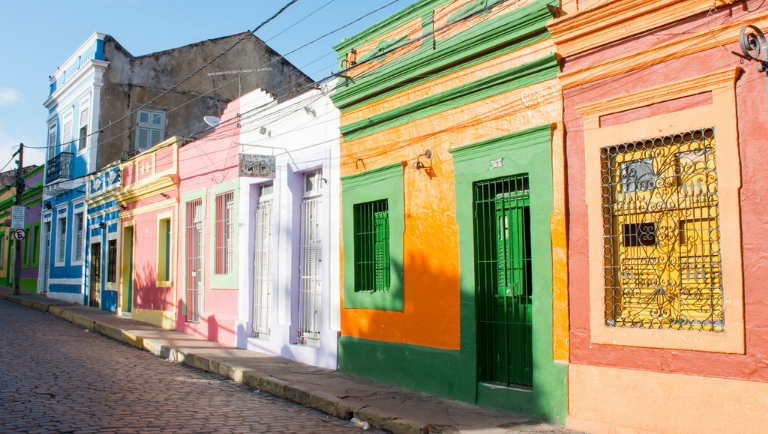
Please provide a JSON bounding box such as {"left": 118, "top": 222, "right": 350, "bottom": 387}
{"left": 10, "top": 206, "right": 24, "bottom": 229}
{"left": 12, "top": 229, "right": 25, "bottom": 241}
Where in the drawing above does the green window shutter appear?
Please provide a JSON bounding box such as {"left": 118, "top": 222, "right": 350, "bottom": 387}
{"left": 137, "top": 127, "right": 149, "bottom": 150}
{"left": 374, "top": 209, "right": 390, "bottom": 291}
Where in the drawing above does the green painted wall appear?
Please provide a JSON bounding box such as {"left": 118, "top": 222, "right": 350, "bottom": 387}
{"left": 339, "top": 125, "right": 567, "bottom": 424}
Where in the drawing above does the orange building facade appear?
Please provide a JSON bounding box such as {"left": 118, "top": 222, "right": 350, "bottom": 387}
{"left": 549, "top": 1, "right": 768, "bottom": 432}
{"left": 333, "top": 0, "right": 569, "bottom": 422}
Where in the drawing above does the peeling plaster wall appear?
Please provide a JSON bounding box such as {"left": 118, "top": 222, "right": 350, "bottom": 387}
{"left": 95, "top": 33, "right": 314, "bottom": 170}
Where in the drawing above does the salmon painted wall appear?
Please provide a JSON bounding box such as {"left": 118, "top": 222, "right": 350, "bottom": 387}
{"left": 175, "top": 99, "right": 241, "bottom": 345}
{"left": 122, "top": 197, "right": 177, "bottom": 314}
{"left": 562, "top": 4, "right": 768, "bottom": 383}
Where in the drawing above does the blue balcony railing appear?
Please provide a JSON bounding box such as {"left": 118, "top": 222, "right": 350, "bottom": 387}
{"left": 46, "top": 152, "right": 73, "bottom": 184}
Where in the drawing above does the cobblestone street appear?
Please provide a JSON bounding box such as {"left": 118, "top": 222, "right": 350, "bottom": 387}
{"left": 0, "top": 300, "right": 376, "bottom": 433}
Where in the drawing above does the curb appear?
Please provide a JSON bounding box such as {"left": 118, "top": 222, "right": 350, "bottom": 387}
{"left": 1, "top": 294, "right": 441, "bottom": 434}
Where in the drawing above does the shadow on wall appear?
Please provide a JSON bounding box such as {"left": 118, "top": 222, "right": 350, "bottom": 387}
{"left": 133, "top": 263, "right": 174, "bottom": 312}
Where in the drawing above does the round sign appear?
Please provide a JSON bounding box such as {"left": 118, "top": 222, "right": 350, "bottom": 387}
{"left": 12, "top": 229, "right": 25, "bottom": 241}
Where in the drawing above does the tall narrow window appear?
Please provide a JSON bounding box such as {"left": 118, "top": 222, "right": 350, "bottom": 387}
{"left": 62, "top": 119, "right": 72, "bottom": 151}
{"left": 74, "top": 212, "right": 84, "bottom": 262}
{"left": 22, "top": 227, "right": 30, "bottom": 268}
{"left": 107, "top": 239, "right": 117, "bottom": 283}
{"left": 32, "top": 224, "right": 40, "bottom": 267}
{"left": 253, "top": 183, "right": 273, "bottom": 337}
{"left": 353, "top": 200, "right": 390, "bottom": 293}
{"left": 157, "top": 218, "right": 171, "bottom": 283}
{"left": 602, "top": 128, "right": 723, "bottom": 332}
{"left": 57, "top": 216, "right": 67, "bottom": 264}
{"left": 298, "top": 171, "right": 323, "bottom": 346}
{"left": 78, "top": 108, "right": 89, "bottom": 151}
{"left": 185, "top": 199, "right": 204, "bottom": 322}
{"left": 136, "top": 110, "right": 165, "bottom": 151}
{"left": 48, "top": 123, "right": 57, "bottom": 160}
{"left": 214, "top": 191, "right": 234, "bottom": 275}
{"left": 0, "top": 233, "right": 5, "bottom": 267}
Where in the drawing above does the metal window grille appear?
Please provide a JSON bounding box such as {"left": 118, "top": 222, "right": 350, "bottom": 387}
{"left": 107, "top": 239, "right": 117, "bottom": 283}
{"left": 474, "top": 174, "right": 533, "bottom": 388}
{"left": 253, "top": 185, "right": 273, "bottom": 337}
{"left": 58, "top": 217, "right": 66, "bottom": 263}
{"left": 353, "top": 200, "right": 390, "bottom": 293}
{"left": 601, "top": 128, "right": 723, "bottom": 332}
{"left": 185, "top": 200, "right": 204, "bottom": 322}
{"left": 75, "top": 213, "right": 84, "bottom": 261}
{"left": 215, "top": 191, "right": 234, "bottom": 275}
{"left": 298, "top": 195, "right": 323, "bottom": 346}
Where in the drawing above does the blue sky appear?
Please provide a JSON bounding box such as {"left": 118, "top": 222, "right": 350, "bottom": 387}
{"left": 0, "top": 0, "right": 416, "bottom": 170}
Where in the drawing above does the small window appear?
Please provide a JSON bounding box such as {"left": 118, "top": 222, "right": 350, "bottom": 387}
{"left": 353, "top": 199, "right": 390, "bottom": 292}
{"left": 304, "top": 169, "right": 322, "bottom": 198}
{"left": 48, "top": 123, "right": 57, "bottom": 160}
{"left": 157, "top": 218, "right": 171, "bottom": 282}
{"left": 214, "top": 192, "right": 234, "bottom": 275}
{"left": 78, "top": 108, "right": 89, "bottom": 151}
{"left": 620, "top": 158, "right": 656, "bottom": 192}
{"left": 57, "top": 216, "right": 67, "bottom": 264}
{"left": 136, "top": 110, "right": 165, "bottom": 151}
{"left": 107, "top": 239, "right": 117, "bottom": 283}
{"left": 622, "top": 223, "right": 657, "bottom": 247}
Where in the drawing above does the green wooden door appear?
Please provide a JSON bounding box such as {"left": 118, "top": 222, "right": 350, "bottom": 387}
{"left": 474, "top": 175, "right": 533, "bottom": 388}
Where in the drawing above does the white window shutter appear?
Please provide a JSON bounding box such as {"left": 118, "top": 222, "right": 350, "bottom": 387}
{"left": 137, "top": 128, "right": 149, "bottom": 150}
{"left": 150, "top": 129, "right": 163, "bottom": 147}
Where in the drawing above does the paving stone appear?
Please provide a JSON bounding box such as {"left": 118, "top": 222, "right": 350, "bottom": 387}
{"left": 0, "top": 300, "right": 379, "bottom": 433}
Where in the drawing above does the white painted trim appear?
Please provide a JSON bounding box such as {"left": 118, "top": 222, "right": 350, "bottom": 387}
{"left": 46, "top": 291, "right": 84, "bottom": 305}
{"left": 48, "top": 278, "right": 83, "bottom": 285}
{"left": 45, "top": 59, "right": 109, "bottom": 108}
{"left": 49, "top": 32, "right": 106, "bottom": 83}
{"left": 88, "top": 205, "right": 120, "bottom": 219}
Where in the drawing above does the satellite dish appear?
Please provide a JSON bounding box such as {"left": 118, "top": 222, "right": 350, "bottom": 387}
{"left": 204, "top": 116, "right": 221, "bottom": 127}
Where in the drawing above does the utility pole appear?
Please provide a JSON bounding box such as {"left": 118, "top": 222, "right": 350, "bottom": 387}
{"left": 12, "top": 143, "right": 24, "bottom": 295}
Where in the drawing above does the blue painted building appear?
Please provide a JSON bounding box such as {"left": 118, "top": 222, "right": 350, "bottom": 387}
{"left": 42, "top": 33, "right": 108, "bottom": 304}
{"left": 84, "top": 164, "right": 121, "bottom": 311}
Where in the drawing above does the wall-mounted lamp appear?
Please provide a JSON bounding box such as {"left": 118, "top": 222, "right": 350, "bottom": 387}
{"left": 160, "top": 192, "right": 170, "bottom": 199}
{"left": 733, "top": 25, "right": 768, "bottom": 102}
{"left": 304, "top": 106, "right": 317, "bottom": 117}
{"left": 120, "top": 205, "right": 127, "bottom": 211}
{"left": 44, "top": 202, "right": 52, "bottom": 210}
{"left": 412, "top": 149, "right": 432, "bottom": 170}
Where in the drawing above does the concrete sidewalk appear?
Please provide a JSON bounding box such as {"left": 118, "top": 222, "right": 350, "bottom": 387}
{"left": 0, "top": 287, "right": 580, "bottom": 434}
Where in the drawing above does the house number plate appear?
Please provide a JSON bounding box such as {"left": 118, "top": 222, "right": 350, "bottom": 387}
{"left": 490, "top": 158, "right": 503, "bottom": 169}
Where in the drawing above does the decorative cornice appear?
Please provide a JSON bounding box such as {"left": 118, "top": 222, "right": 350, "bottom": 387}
{"left": 575, "top": 67, "right": 740, "bottom": 121}
{"left": 448, "top": 123, "right": 553, "bottom": 162}
{"left": 559, "top": 9, "right": 768, "bottom": 89}
{"left": 44, "top": 60, "right": 110, "bottom": 108}
{"left": 341, "top": 162, "right": 405, "bottom": 190}
{"left": 115, "top": 174, "right": 177, "bottom": 205}
{"left": 340, "top": 53, "right": 560, "bottom": 141}
{"left": 332, "top": 0, "right": 553, "bottom": 111}
{"left": 548, "top": 0, "right": 737, "bottom": 58}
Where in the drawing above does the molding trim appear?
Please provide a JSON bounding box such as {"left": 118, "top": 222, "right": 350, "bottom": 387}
{"left": 340, "top": 54, "right": 560, "bottom": 141}
{"left": 115, "top": 175, "right": 177, "bottom": 205}
{"left": 119, "top": 198, "right": 176, "bottom": 218}
{"left": 332, "top": 0, "right": 554, "bottom": 111}
{"left": 548, "top": 0, "right": 737, "bottom": 58}
{"left": 559, "top": 9, "right": 768, "bottom": 89}
{"left": 578, "top": 67, "right": 745, "bottom": 353}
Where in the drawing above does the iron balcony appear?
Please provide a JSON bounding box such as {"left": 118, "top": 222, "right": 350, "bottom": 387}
{"left": 45, "top": 152, "right": 73, "bottom": 184}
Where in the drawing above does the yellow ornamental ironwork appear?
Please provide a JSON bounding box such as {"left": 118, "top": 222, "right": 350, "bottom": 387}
{"left": 601, "top": 128, "right": 723, "bottom": 332}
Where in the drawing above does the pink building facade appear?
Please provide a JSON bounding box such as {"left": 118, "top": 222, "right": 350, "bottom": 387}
{"left": 175, "top": 100, "right": 242, "bottom": 344}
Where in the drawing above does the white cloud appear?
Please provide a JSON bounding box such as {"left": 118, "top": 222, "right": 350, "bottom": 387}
{"left": 0, "top": 87, "right": 23, "bottom": 106}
